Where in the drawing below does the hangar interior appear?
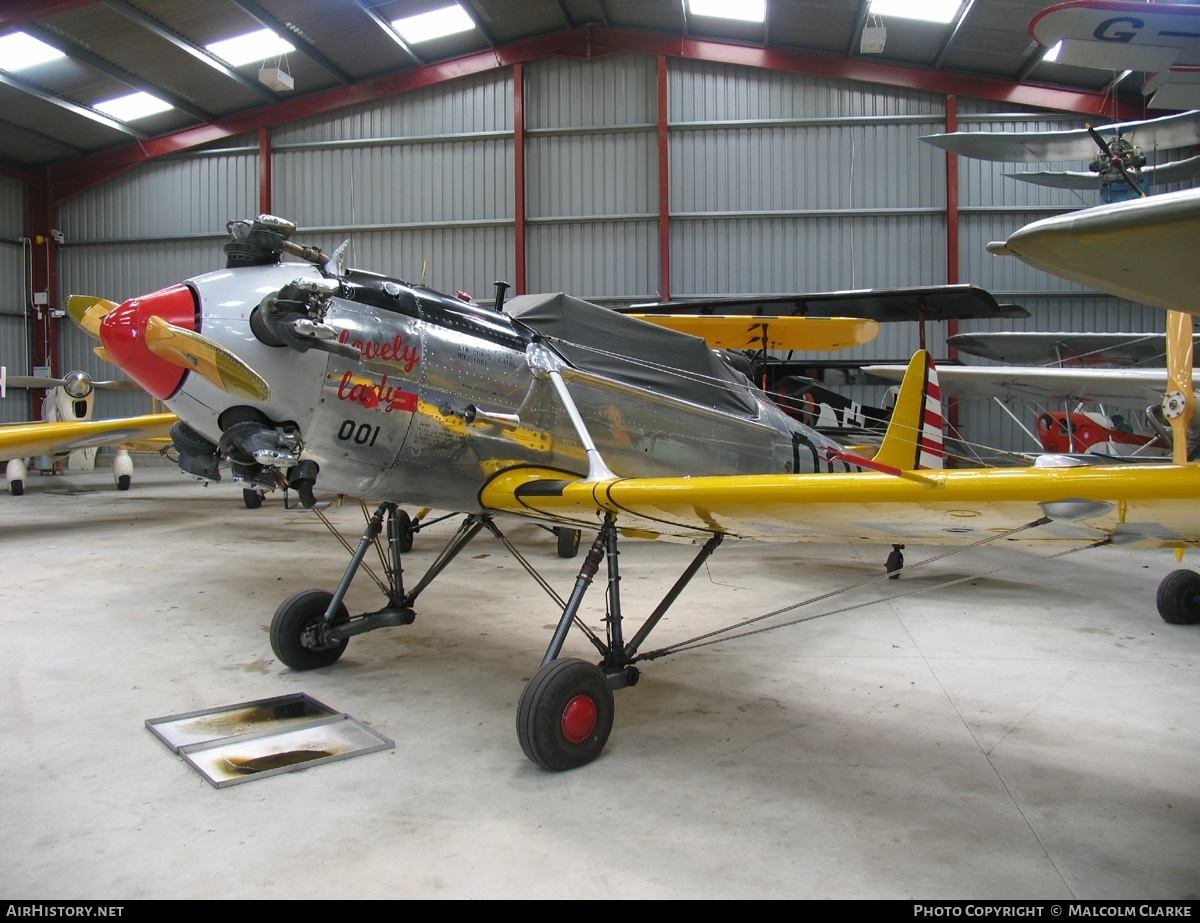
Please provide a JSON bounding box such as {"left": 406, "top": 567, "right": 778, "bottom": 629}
{"left": 1, "top": 0, "right": 1198, "bottom": 900}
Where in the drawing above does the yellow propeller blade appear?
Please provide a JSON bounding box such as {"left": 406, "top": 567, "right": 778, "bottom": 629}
{"left": 1166, "top": 308, "right": 1195, "bottom": 464}
{"left": 92, "top": 346, "right": 113, "bottom": 363}
{"left": 67, "top": 295, "right": 119, "bottom": 338}
{"left": 144, "top": 315, "right": 270, "bottom": 402}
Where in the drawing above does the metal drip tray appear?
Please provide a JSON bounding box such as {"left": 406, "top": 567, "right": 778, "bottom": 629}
{"left": 146, "top": 693, "right": 393, "bottom": 788}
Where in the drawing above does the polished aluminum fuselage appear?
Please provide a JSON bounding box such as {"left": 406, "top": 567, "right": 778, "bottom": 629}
{"left": 169, "top": 263, "right": 828, "bottom": 509}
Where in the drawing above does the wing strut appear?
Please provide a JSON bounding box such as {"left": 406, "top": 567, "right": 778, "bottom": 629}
{"left": 1165, "top": 309, "right": 1196, "bottom": 464}
{"left": 528, "top": 342, "right": 617, "bottom": 482}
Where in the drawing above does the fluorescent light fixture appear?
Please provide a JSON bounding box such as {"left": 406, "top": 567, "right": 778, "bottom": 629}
{"left": 0, "top": 32, "right": 66, "bottom": 71}
{"left": 687, "top": 0, "right": 766, "bottom": 23}
{"left": 1043, "top": 40, "right": 1062, "bottom": 63}
{"left": 392, "top": 4, "right": 475, "bottom": 43}
{"left": 868, "top": 1, "right": 963, "bottom": 25}
{"left": 205, "top": 28, "right": 295, "bottom": 66}
{"left": 93, "top": 92, "right": 173, "bottom": 122}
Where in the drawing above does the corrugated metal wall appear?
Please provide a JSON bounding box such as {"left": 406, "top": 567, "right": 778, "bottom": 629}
{"left": 24, "top": 55, "right": 1192, "bottom": 455}
{"left": 1, "top": 176, "right": 31, "bottom": 423}
{"left": 525, "top": 54, "right": 659, "bottom": 299}
{"left": 273, "top": 69, "right": 513, "bottom": 297}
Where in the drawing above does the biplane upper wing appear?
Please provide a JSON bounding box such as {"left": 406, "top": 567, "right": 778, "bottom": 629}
{"left": 621, "top": 284, "right": 1029, "bottom": 322}
{"left": 0, "top": 413, "right": 177, "bottom": 460}
{"left": 988, "top": 186, "right": 1200, "bottom": 315}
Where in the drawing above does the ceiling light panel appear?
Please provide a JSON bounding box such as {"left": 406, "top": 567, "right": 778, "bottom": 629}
{"left": 392, "top": 5, "right": 476, "bottom": 44}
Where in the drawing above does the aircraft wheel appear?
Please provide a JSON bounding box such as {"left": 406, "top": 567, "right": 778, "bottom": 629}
{"left": 555, "top": 527, "right": 581, "bottom": 559}
{"left": 10, "top": 479, "right": 23, "bottom": 496}
{"left": 270, "top": 589, "right": 350, "bottom": 670}
{"left": 396, "top": 509, "right": 413, "bottom": 553}
{"left": 1155, "top": 569, "right": 1200, "bottom": 625}
{"left": 117, "top": 474, "right": 131, "bottom": 491}
{"left": 885, "top": 544, "right": 904, "bottom": 580}
{"left": 242, "top": 488, "right": 263, "bottom": 510}
{"left": 517, "top": 658, "right": 613, "bottom": 771}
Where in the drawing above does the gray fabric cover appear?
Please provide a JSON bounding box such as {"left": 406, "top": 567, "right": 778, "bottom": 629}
{"left": 507, "top": 292, "right": 757, "bottom": 415}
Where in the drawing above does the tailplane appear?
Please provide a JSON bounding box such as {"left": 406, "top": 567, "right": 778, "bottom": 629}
{"left": 873, "top": 350, "right": 944, "bottom": 471}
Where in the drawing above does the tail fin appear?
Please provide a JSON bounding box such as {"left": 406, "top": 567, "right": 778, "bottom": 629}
{"left": 873, "top": 350, "right": 944, "bottom": 471}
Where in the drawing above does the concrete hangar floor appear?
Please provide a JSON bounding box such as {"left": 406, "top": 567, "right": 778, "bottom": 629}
{"left": 2, "top": 464, "right": 1197, "bottom": 900}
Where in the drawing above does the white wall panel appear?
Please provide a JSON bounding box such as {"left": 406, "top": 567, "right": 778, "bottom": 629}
{"left": 669, "top": 62, "right": 944, "bottom": 120}
{"left": 524, "top": 54, "right": 655, "bottom": 129}
{"left": 527, "top": 220, "right": 658, "bottom": 300}
{"left": 275, "top": 139, "right": 512, "bottom": 228}
{"left": 672, "top": 215, "right": 946, "bottom": 296}
{"left": 58, "top": 152, "right": 257, "bottom": 240}
{"left": 273, "top": 71, "right": 513, "bottom": 143}
{"left": 525, "top": 131, "right": 655, "bottom": 218}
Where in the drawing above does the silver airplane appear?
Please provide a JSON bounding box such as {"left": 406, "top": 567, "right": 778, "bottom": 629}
{"left": 68, "top": 214, "right": 1200, "bottom": 770}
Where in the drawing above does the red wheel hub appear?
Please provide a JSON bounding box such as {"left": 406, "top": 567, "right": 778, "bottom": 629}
{"left": 561, "top": 694, "right": 598, "bottom": 744}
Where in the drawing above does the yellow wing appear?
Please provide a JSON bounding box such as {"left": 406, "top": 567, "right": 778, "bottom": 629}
{"left": 0, "top": 413, "right": 177, "bottom": 461}
{"left": 480, "top": 463, "right": 1200, "bottom": 549}
{"left": 625, "top": 315, "right": 879, "bottom": 351}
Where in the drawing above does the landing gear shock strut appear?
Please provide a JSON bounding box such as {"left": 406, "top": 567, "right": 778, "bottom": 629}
{"left": 516, "top": 514, "right": 723, "bottom": 771}
{"left": 269, "top": 502, "right": 477, "bottom": 669}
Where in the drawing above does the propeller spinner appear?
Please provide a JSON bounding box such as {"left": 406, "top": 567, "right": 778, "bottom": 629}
{"left": 68, "top": 286, "right": 270, "bottom": 403}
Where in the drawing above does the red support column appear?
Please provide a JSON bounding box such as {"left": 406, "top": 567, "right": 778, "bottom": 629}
{"left": 258, "top": 127, "right": 272, "bottom": 215}
{"left": 27, "top": 175, "right": 56, "bottom": 419}
{"left": 657, "top": 55, "right": 670, "bottom": 302}
{"left": 943, "top": 95, "right": 960, "bottom": 460}
{"left": 513, "top": 62, "right": 527, "bottom": 296}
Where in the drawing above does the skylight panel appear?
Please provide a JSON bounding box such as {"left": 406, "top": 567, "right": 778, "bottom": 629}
{"left": 392, "top": 5, "right": 476, "bottom": 44}
{"left": 868, "top": 1, "right": 963, "bottom": 25}
{"left": 0, "top": 32, "right": 66, "bottom": 72}
{"left": 93, "top": 92, "right": 173, "bottom": 122}
{"left": 688, "top": 0, "right": 766, "bottom": 23}
{"left": 1043, "top": 40, "right": 1063, "bottom": 63}
{"left": 206, "top": 28, "right": 295, "bottom": 67}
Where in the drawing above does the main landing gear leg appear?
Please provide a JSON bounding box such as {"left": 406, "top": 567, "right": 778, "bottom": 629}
{"left": 517, "top": 514, "right": 723, "bottom": 771}
{"left": 269, "top": 503, "right": 485, "bottom": 670}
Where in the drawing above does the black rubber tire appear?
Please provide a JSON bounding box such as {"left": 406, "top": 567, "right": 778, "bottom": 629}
{"left": 117, "top": 474, "right": 131, "bottom": 491}
{"left": 556, "top": 528, "right": 581, "bottom": 559}
{"left": 885, "top": 547, "right": 904, "bottom": 580}
{"left": 270, "top": 589, "right": 350, "bottom": 670}
{"left": 1156, "top": 569, "right": 1200, "bottom": 625}
{"left": 243, "top": 488, "right": 263, "bottom": 510}
{"left": 396, "top": 509, "right": 414, "bottom": 553}
{"left": 10, "top": 479, "right": 23, "bottom": 496}
{"left": 517, "top": 658, "right": 614, "bottom": 771}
